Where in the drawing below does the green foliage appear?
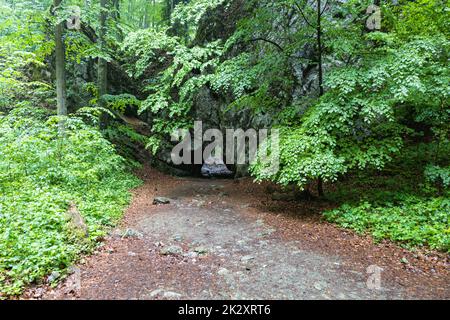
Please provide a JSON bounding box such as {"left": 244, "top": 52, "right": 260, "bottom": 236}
{"left": 120, "top": 0, "right": 166, "bottom": 30}
{"left": 392, "top": 0, "right": 449, "bottom": 39}
{"left": 324, "top": 197, "right": 449, "bottom": 252}
{"left": 0, "top": 1, "right": 53, "bottom": 111}
{"left": 0, "top": 106, "right": 141, "bottom": 296}
{"left": 211, "top": 51, "right": 290, "bottom": 113}
{"left": 246, "top": 1, "right": 450, "bottom": 253}
{"left": 144, "top": 40, "right": 223, "bottom": 139}
{"left": 322, "top": 141, "right": 449, "bottom": 252}
{"left": 252, "top": 30, "right": 449, "bottom": 188}
{"left": 121, "top": 28, "right": 179, "bottom": 79}
{"left": 65, "top": 30, "right": 97, "bottom": 64}
{"left": 102, "top": 123, "right": 153, "bottom": 163}
{"left": 122, "top": 28, "right": 224, "bottom": 149}
{"left": 102, "top": 93, "right": 141, "bottom": 113}
{"left": 425, "top": 165, "right": 450, "bottom": 189}
{"left": 1, "top": 1, "right": 448, "bottom": 297}
{"left": 171, "top": 0, "right": 225, "bottom": 27}
{"left": 171, "top": 0, "right": 226, "bottom": 40}
{"left": 146, "top": 136, "right": 162, "bottom": 155}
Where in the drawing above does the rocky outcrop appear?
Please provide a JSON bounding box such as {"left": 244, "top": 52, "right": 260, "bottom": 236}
{"left": 133, "top": 0, "right": 321, "bottom": 178}
{"left": 194, "top": 0, "right": 248, "bottom": 46}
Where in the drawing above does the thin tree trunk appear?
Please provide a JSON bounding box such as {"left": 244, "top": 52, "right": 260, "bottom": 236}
{"left": 98, "top": 0, "right": 108, "bottom": 127}
{"left": 152, "top": 0, "right": 156, "bottom": 28}
{"left": 112, "top": 0, "right": 123, "bottom": 41}
{"left": 317, "top": 0, "right": 324, "bottom": 97}
{"left": 54, "top": 0, "right": 67, "bottom": 118}
{"left": 143, "top": 3, "right": 149, "bottom": 28}
{"left": 317, "top": 0, "right": 324, "bottom": 197}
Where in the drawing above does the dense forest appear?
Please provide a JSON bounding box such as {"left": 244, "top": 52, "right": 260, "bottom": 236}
{"left": 0, "top": 0, "right": 448, "bottom": 298}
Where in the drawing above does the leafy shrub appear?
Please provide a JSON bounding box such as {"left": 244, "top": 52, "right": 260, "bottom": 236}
{"left": 251, "top": 35, "right": 448, "bottom": 189}
{"left": 324, "top": 197, "right": 450, "bottom": 252}
{"left": 322, "top": 142, "right": 450, "bottom": 253}
{"left": 425, "top": 165, "right": 450, "bottom": 189}
{"left": 0, "top": 107, "right": 141, "bottom": 296}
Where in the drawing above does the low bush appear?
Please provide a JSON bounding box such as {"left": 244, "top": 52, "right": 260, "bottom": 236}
{"left": 0, "top": 106, "right": 141, "bottom": 296}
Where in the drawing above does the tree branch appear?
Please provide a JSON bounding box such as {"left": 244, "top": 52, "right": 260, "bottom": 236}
{"left": 293, "top": 1, "right": 315, "bottom": 28}
{"left": 81, "top": 22, "right": 98, "bottom": 43}
{"left": 320, "top": 0, "right": 329, "bottom": 16}
{"left": 247, "top": 37, "right": 284, "bottom": 52}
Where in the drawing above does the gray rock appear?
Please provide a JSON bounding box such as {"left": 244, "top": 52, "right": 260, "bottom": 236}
{"left": 67, "top": 266, "right": 79, "bottom": 274}
{"left": 153, "top": 197, "right": 171, "bottom": 205}
{"left": 258, "top": 228, "right": 276, "bottom": 237}
{"left": 172, "top": 234, "right": 184, "bottom": 242}
{"left": 313, "top": 280, "right": 328, "bottom": 291}
{"left": 154, "top": 241, "right": 164, "bottom": 247}
{"left": 337, "top": 292, "right": 347, "bottom": 299}
{"left": 194, "top": 246, "right": 209, "bottom": 255}
{"left": 201, "top": 156, "right": 233, "bottom": 177}
{"left": 65, "top": 202, "right": 88, "bottom": 238}
{"left": 191, "top": 199, "right": 205, "bottom": 207}
{"left": 218, "top": 268, "right": 230, "bottom": 276}
{"left": 47, "top": 271, "right": 61, "bottom": 283}
{"left": 121, "top": 228, "right": 143, "bottom": 238}
{"left": 149, "top": 289, "right": 164, "bottom": 297}
{"left": 160, "top": 245, "right": 183, "bottom": 256}
{"left": 163, "top": 291, "right": 183, "bottom": 299}
{"left": 149, "top": 289, "right": 183, "bottom": 299}
{"left": 241, "top": 255, "right": 255, "bottom": 263}
{"left": 32, "top": 287, "right": 45, "bottom": 298}
{"left": 184, "top": 251, "right": 199, "bottom": 259}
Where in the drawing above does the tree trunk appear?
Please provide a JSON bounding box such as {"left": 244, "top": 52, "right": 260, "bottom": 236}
{"left": 317, "top": 0, "right": 324, "bottom": 197}
{"left": 111, "top": 0, "right": 123, "bottom": 41}
{"left": 98, "top": 0, "right": 108, "bottom": 127}
{"left": 143, "top": 4, "right": 149, "bottom": 28}
{"left": 152, "top": 0, "right": 156, "bottom": 28}
{"left": 317, "top": 177, "right": 324, "bottom": 197}
{"left": 54, "top": 0, "right": 67, "bottom": 118}
{"left": 317, "top": 0, "right": 324, "bottom": 97}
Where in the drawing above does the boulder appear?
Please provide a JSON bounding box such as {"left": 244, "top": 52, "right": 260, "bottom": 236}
{"left": 160, "top": 245, "right": 183, "bottom": 256}
{"left": 193, "top": 246, "right": 209, "bottom": 255}
{"left": 153, "top": 197, "right": 171, "bottom": 205}
{"left": 201, "top": 156, "right": 233, "bottom": 177}
{"left": 66, "top": 202, "right": 88, "bottom": 238}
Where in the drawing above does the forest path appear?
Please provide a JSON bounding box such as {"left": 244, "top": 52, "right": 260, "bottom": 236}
{"left": 40, "top": 167, "right": 449, "bottom": 300}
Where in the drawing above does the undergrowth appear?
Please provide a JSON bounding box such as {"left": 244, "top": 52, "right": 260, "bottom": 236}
{"left": 0, "top": 106, "right": 141, "bottom": 296}
{"left": 324, "top": 143, "right": 450, "bottom": 252}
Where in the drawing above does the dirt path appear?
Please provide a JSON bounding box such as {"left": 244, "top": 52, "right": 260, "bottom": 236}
{"left": 36, "top": 168, "right": 449, "bottom": 300}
